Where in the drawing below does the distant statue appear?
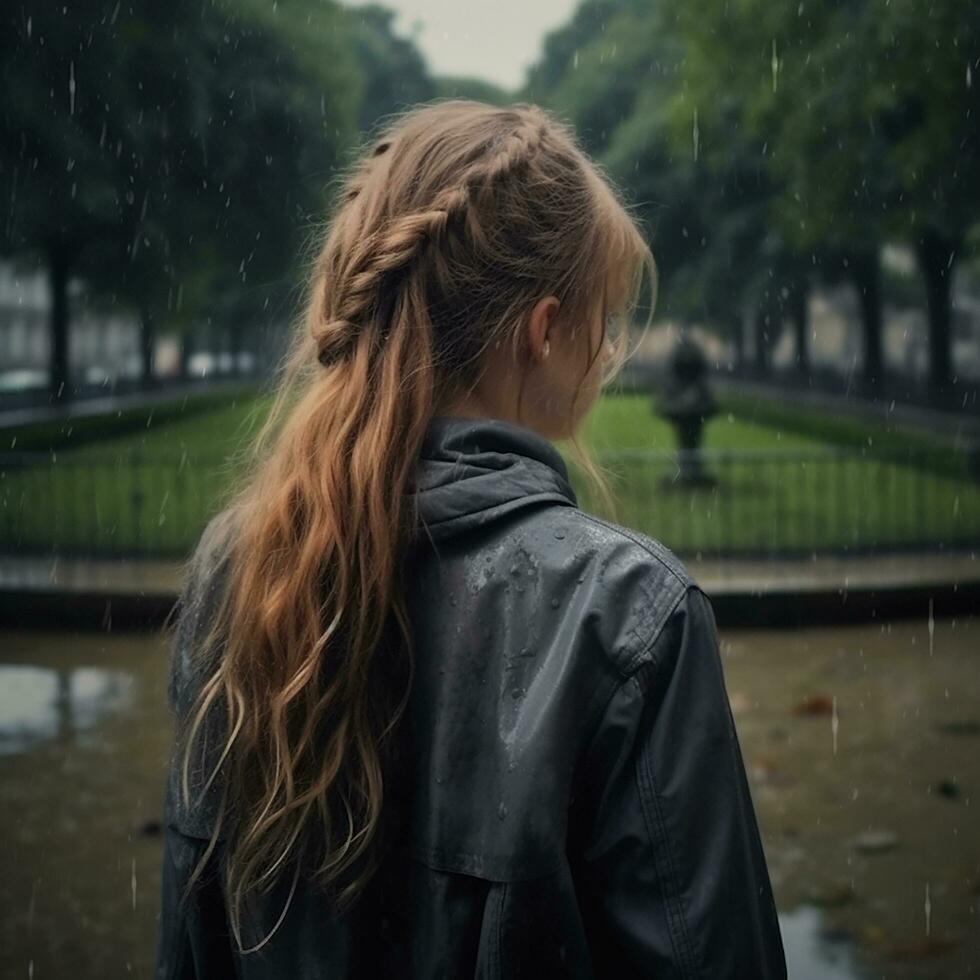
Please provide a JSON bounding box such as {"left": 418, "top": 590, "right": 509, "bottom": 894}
{"left": 656, "top": 333, "right": 718, "bottom": 488}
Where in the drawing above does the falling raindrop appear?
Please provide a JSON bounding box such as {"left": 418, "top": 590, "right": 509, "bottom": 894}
{"left": 771, "top": 38, "right": 779, "bottom": 93}
{"left": 928, "top": 597, "right": 934, "bottom": 656}
{"left": 692, "top": 106, "right": 699, "bottom": 161}
{"left": 924, "top": 881, "right": 931, "bottom": 936}
{"left": 69, "top": 61, "right": 76, "bottom": 115}
{"left": 968, "top": 63, "right": 973, "bottom": 89}
{"left": 831, "top": 695, "right": 839, "bottom": 755}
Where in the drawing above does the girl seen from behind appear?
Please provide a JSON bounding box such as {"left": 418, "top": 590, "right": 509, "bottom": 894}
{"left": 155, "top": 99, "right": 786, "bottom": 979}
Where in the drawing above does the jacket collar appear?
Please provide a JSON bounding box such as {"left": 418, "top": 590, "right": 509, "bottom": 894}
{"left": 413, "top": 415, "right": 578, "bottom": 543}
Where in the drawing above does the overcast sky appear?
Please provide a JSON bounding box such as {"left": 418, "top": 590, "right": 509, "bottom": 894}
{"left": 344, "top": 0, "right": 580, "bottom": 90}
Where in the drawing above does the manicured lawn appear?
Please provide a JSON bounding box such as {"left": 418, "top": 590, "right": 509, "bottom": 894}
{"left": 0, "top": 388, "right": 271, "bottom": 557}
{"left": 572, "top": 394, "right": 980, "bottom": 554}
{"left": 2, "top": 390, "right": 978, "bottom": 557}
{"left": 2, "top": 383, "right": 261, "bottom": 454}
{"left": 580, "top": 390, "right": 830, "bottom": 452}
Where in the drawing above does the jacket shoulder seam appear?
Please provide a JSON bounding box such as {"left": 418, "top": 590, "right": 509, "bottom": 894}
{"left": 621, "top": 582, "right": 698, "bottom": 678}
{"left": 569, "top": 512, "right": 696, "bottom": 679}
{"left": 573, "top": 511, "right": 695, "bottom": 591}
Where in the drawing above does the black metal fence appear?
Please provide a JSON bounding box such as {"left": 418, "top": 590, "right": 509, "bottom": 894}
{"left": 0, "top": 450, "right": 242, "bottom": 560}
{"left": 587, "top": 447, "right": 980, "bottom": 558}
{"left": 1, "top": 446, "right": 978, "bottom": 560}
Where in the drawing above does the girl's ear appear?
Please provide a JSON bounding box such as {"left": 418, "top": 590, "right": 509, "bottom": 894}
{"left": 526, "top": 295, "right": 560, "bottom": 364}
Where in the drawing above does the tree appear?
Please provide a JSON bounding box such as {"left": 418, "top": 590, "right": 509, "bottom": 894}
{"left": 0, "top": 0, "right": 360, "bottom": 398}
{"left": 154, "top": 0, "right": 358, "bottom": 378}
{"left": 523, "top": 0, "right": 812, "bottom": 369}
{"left": 669, "top": 0, "right": 980, "bottom": 399}
{"left": 523, "top": 0, "right": 653, "bottom": 157}
{"left": 345, "top": 5, "right": 435, "bottom": 136}
{"left": 0, "top": 0, "right": 137, "bottom": 400}
{"left": 434, "top": 76, "right": 513, "bottom": 106}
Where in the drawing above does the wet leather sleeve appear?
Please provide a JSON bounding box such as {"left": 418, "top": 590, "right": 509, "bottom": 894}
{"left": 568, "top": 585, "right": 787, "bottom": 979}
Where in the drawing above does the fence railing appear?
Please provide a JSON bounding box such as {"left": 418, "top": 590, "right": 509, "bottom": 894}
{"left": 1, "top": 446, "right": 978, "bottom": 560}
{"left": 0, "top": 450, "right": 242, "bottom": 560}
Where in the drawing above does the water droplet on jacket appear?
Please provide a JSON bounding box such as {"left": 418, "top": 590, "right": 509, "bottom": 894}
{"left": 498, "top": 802, "right": 508, "bottom": 820}
{"left": 509, "top": 565, "right": 520, "bottom": 576}
{"left": 554, "top": 529, "right": 566, "bottom": 540}
{"left": 511, "top": 688, "right": 523, "bottom": 699}
{"left": 550, "top": 598, "right": 560, "bottom": 608}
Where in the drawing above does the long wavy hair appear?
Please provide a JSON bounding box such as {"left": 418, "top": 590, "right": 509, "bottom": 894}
{"left": 170, "top": 98, "right": 656, "bottom": 951}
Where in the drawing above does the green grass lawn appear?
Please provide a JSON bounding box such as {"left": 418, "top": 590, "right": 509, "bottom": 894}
{"left": 2, "top": 390, "right": 978, "bottom": 557}
{"left": 580, "top": 391, "right": 831, "bottom": 453}
{"left": 572, "top": 393, "right": 980, "bottom": 554}
{"left": 2, "top": 383, "right": 261, "bottom": 454}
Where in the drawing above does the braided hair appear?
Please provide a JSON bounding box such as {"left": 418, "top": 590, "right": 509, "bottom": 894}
{"left": 174, "top": 99, "right": 655, "bottom": 952}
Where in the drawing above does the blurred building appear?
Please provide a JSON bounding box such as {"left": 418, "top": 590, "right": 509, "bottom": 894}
{"left": 0, "top": 259, "right": 261, "bottom": 392}
{"left": 631, "top": 243, "right": 980, "bottom": 385}
{"left": 0, "top": 259, "right": 146, "bottom": 392}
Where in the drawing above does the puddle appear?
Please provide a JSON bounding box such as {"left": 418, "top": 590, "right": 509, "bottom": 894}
{"left": 0, "top": 664, "right": 134, "bottom": 755}
{"left": 780, "top": 905, "right": 866, "bottom": 980}
{"left": 1, "top": 614, "right": 978, "bottom": 979}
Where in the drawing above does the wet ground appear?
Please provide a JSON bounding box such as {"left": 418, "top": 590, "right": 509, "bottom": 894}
{"left": 1, "top": 612, "right": 978, "bottom": 978}
{"left": 725, "top": 611, "right": 980, "bottom": 979}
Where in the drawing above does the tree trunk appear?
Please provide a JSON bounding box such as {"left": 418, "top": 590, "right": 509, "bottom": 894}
{"left": 139, "top": 301, "right": 155, "bottom": 385}
{"left": 730, "top": 312, "right": 745, "bottom": 369}
{"left": 47, "top": 242, "right": 71, "bottom": 403}
{"left": 228, "top": 324, "right": 242, "bottom": 375}
{"left": 849, "top": 249, "right": 882, "bottom": 394}
{"left": 179, "top": 331, "right": 194, "bottom": 380}
{"left": 915, "top": 228, "right": 955, "bottom": 400}
{"left": 753, "top": 300, "right": 771, "bottom": 375}
{"left": 788, "top": 277, "right": 810, "bottom": 377}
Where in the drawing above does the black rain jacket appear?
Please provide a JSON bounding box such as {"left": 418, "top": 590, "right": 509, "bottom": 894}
{"left": 155, "top": 415, "right": 787, "bottom": 979}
